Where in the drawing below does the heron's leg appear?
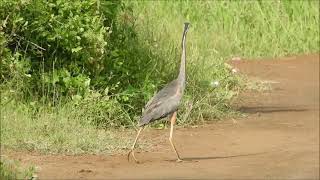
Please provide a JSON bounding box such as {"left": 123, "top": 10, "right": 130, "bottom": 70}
{"left": 169, "top": 111, "right": 183, "bottom": 162}
{"left": 127, "top": 126, "right": 144, "bottom": 163}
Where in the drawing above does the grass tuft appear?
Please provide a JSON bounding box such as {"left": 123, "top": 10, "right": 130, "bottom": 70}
{"left": 1, "top": 100, "right": 136, "bottom": 154}
{"left": 0, "top": 155, "right": 36, "bottom": 180}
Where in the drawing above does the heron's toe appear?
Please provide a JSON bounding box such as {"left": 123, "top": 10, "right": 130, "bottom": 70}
{"left": 176, "top": 158, "right": 183, "bottom": 163}
{"left": 132, "top": 155, "right": 140, "bottom": 164}
{"left": 127, "top": 150, "right": 135, "bottom": 162}
{"left": 127, "top": 152, "right": 131, "bottom": 161}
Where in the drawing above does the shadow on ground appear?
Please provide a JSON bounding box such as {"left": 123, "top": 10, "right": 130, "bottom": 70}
{"left": 164, "top": 152, "right": 268, "bottom": 162}
{"left": 238, "top": 106, "right": 309, "bottom": 114}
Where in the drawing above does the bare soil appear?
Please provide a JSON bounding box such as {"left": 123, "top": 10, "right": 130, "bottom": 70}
{"left": 4, "top": 54, "right": 319, "bottom": 179}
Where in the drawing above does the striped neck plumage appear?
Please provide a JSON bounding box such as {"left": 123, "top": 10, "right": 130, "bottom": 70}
{"left": 177, "top": 27, "right": 188, "bottom": 86}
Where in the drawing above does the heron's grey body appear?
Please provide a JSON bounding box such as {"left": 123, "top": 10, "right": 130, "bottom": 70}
{"left": 139, "top": 23, "right": 189, "bottom": 127}
{"left": 139, "top": 79, "right": 183, "bottom": 126}
{"left": 128, "top": 22, "right": 190, "bottom": 163}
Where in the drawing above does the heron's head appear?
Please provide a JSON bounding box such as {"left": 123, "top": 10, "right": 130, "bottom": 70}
{"left": 184, "top": 22, "right": 190, "bottom": 33}
{"left": 181, "top": 22, "right": 190, "bottom": 48}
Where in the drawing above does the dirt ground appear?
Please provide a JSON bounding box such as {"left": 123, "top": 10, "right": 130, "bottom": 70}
{"left": 4, "top": 54, "right": 319, "bottom": 179}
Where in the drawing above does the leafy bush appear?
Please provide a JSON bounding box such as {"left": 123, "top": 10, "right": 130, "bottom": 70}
{"left": 0, "top": 0, "right": 157, "bottom": 127}
{"left": 1, "top": 0, "right": 121, "bottom": 99}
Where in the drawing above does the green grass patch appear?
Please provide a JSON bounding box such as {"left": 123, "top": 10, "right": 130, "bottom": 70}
{"left": 0, "top": 156, "right": 36, "bottom": 180}
{"left": 1, "top": 99, "right": 137, "bottom": 154}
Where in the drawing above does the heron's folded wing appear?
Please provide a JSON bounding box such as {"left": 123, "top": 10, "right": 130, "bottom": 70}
{"left": 144, "top": 80, "right": 178, "bottom": 109}
{"left": 143, "top": 100, "right": 163, "bottom": 115}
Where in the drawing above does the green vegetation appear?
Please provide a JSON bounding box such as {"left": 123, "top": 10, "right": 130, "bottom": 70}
{"left": 1, "top": 1, "right": 319, "bottom": 154}
{"left": 0, "top": 156, "right": 35, "bottom": 180}
{"left": 1, "top": 102, "right": 134, "bottom": 154}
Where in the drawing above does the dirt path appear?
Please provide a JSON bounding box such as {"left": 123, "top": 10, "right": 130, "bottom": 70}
{"left": 5, "top": 54, "right": 319, "bottom": 179}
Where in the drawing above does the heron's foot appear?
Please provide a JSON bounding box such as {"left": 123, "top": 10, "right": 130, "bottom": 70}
{"left": 127, "top": 150, "right": 140, "bottom": 163}
{"left": 176, "top": 158, "right": 183, "bottom": 163}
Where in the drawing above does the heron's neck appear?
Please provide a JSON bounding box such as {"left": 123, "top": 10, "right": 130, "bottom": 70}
{"left": 177, "top": 33, "right": 187, "bottom": 88}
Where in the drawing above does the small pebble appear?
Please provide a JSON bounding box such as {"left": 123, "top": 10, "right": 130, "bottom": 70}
{"left": 231, "top": 57, "right": 242, "bottom": 61}
{"left": 210, "top": 81, "right": 219, "bottom": 88}
{"left": 232, "top": 68, "right": 238, "bottom": 74}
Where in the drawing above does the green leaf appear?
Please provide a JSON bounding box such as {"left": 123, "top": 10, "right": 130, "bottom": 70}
{"left": 71, "top": 47, "right": 82, "bottom": 53}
